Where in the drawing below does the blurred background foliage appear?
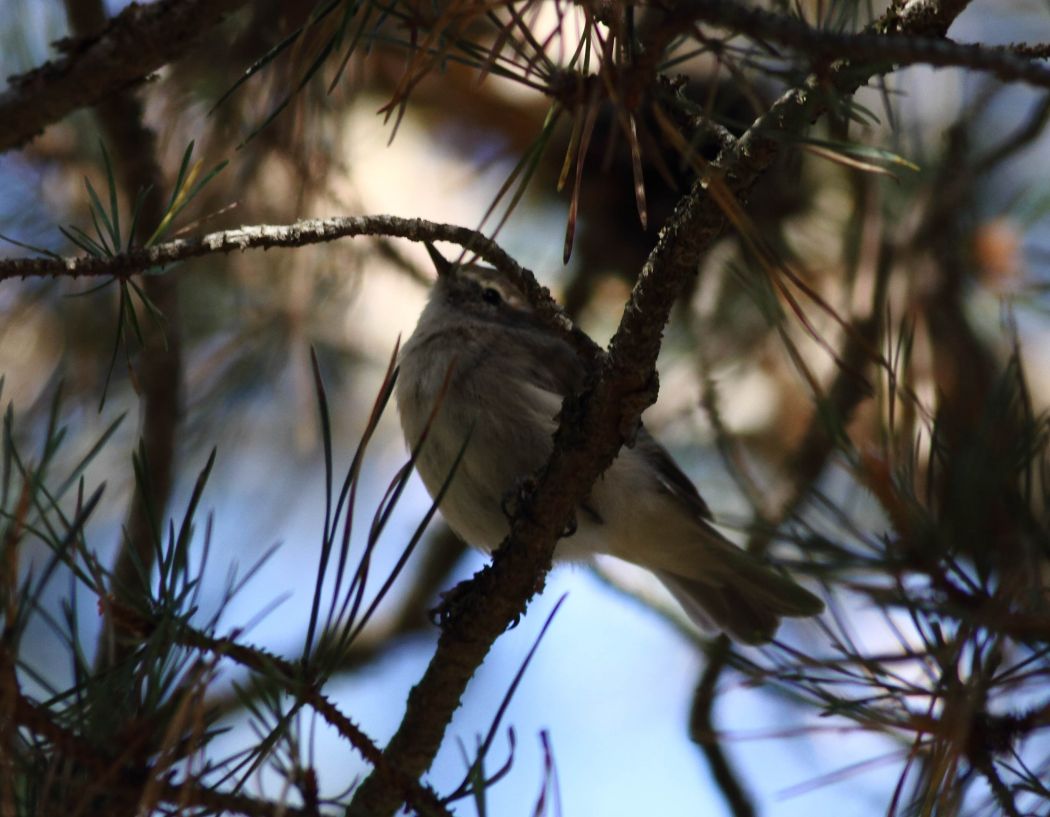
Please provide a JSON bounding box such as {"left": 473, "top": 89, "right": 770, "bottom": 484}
{"left": 3, "top": 0, "right": 1050, "bottom": 815}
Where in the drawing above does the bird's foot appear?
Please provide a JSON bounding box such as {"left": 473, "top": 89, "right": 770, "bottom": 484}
{"left": 500, "top": 476, "right": 537, "bottom": 521}
{"left": 428, "top": 579, "right": 474, "bottom": 629}
{"left": 428, "top": 571, "right": 523, "bottom": 632}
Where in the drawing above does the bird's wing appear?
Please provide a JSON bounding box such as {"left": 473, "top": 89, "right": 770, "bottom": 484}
{"left": 507, "top": 329, "right": 586, "bottom": 397}
{"left": 634, "top": 428, "right": 714, "bottom": 521}
{"left": 505, "top": 331, "right": 713, "bottom": 522}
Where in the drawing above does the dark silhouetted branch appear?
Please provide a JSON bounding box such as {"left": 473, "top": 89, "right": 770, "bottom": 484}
{"left": 0, "top": 0, "right": 250, "bottom": 153}
{"left": 61, "top": 0, "right": 186, "bottom": 670}
{"left": 648, "top": 1, "right": 1050, "bottom": 91}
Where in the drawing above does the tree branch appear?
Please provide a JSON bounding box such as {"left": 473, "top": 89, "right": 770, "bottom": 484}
{"left": 166, "top": 615, "right": 453, "bottom": 817}
{"left": 649, "top": 1, "right": 1050, "bottom": 91}
{"left": 0, "top": 0, "right": 250, "bottom": 154}
{"left": 61, "top": 0, "right": 187, "bottom": 671}
{"left": 0, "top": 217, "right": 508, "bottom": 279}
{"left": 0, "top": 214, "right": 590, "bottom": 349}
{"left": 344, "top": 59, "right": 810, "bottom": 817}
{"left": 343, "top": 1, "right": 977, "bottom": 814}
{"left": 882, "top": 0, "right": 973, "bottom": 37}
{"left": 689, "top": 637, "right": 756, "bottom": 817}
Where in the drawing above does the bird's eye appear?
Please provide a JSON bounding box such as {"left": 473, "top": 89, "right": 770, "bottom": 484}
{"left": 481, "top": 287, "right": 503, "bottom": 306}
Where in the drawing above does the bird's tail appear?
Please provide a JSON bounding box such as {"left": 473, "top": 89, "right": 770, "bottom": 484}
{"left": 653, "top": 540, "right": 823, "bottom": 644}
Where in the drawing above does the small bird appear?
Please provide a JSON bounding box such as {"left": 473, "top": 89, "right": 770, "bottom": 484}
{"left": 395, "top": 245, "right": 823, "bottom": 643}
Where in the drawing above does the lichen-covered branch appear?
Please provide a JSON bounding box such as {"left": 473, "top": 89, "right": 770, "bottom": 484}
{"left": 0, "top": 214, "right": 591, "bottom": 349}
{"left": 2, "top": 216, "right": 523, "bottom": 282}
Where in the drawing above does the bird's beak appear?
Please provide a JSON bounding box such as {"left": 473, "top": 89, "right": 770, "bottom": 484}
{"left": 424, "top": 242, "right": 454, "bottom": 279}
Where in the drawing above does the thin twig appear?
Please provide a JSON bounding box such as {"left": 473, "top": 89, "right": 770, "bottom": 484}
{"left": 974, "top": 93, "right": 1050, "bottom": 172}
{"left": 689, "top": 637, "right": 756, "bottom": 817}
